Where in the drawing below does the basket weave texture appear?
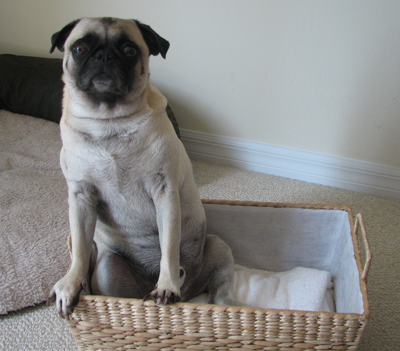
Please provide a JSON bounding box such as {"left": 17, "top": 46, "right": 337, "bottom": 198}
{"left": 68, "top": 296, "right": 366, "bottom": 350}
{"left": 66, "top": 200, "right": 370, "bottom": 350}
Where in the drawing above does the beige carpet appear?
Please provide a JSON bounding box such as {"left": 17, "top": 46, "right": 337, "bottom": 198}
{"left": 1, "top": 159, "right": 399, "bottom": 350}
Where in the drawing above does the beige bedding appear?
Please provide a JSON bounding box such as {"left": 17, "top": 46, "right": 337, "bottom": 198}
{"left": 0, "top": 110, "right": 69, "bottom": 314}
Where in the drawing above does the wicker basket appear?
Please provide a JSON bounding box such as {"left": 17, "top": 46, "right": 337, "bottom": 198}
{"left": 66, "top": 200, "right": 371, "bottom": 350}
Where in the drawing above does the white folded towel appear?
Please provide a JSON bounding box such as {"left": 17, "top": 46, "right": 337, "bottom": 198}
{"left": 189, "top": 264, "right": 335, "bottom": 312}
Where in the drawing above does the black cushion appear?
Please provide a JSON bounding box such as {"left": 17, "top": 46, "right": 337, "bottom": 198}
{"left": 0, "top": 54, "right": 180, "bottom": 137}
{"left": 0, "top": 54, "right": 64, "bottom": 123}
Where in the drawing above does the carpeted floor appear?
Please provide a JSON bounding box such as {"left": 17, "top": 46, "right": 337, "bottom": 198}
{"left": 1, "top": 160, "right": 399, "bottom": 351}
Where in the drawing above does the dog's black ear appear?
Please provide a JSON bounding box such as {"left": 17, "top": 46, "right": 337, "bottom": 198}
{"left": 50, "top": 19, "right": 81, "bottom": 54}
{"left": 135, "top": 21, "right": 170, "bottom": 59}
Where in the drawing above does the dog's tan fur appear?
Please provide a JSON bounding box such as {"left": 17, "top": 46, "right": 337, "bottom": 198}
{"left": 48, "top": 18, "right": 237, "bottom": 317}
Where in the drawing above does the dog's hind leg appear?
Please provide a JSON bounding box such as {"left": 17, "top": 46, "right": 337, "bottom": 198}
{"left": 90, "top": 239, "right": 156, "bottom": 299}
{"left": 195, "top": 234, "right": 240, "bottom": 306}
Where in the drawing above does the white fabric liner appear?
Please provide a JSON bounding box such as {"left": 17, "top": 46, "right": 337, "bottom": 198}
{"left": 203, "top": 204, "right": 364, "bottom": 314}
{"left": 190, "top": 264, "right": 335, "bottom": 312}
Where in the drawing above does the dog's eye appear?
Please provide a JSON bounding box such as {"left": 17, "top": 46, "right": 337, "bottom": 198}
{"left": 72, "top": 44, "right": 88, "bottom": 55}
{"left": 123, "top": 46, "right": 137, "bottom": 57}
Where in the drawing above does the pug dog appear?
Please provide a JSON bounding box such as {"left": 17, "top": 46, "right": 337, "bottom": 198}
{"left": 47, "top": 17, "right": 238, "bottom": 317}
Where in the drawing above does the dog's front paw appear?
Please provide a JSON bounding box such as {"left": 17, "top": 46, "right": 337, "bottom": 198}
{"left": 144, "top": 287, "right": 181, "bottom": 305}
{"left": 47, "top": 275, "right": 86, "bottom": 318}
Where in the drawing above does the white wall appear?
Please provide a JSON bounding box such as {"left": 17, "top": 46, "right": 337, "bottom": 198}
{"left": 1, "top": 0, "right": 400, "bottom": 168}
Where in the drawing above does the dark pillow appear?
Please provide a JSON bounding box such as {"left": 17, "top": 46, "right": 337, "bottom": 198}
{"left": 0, "top": 54, "right": 180, "bottom": 137}
{"left": 0, "top": 54, "right": 64, "bottom": 123}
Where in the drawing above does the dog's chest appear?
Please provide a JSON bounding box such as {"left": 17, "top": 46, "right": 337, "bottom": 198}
{"left": 89, "top": 136, "right": 149, "bottom": 182}
{"left": 63, "top": 132, "right": 163, "bottom": 231}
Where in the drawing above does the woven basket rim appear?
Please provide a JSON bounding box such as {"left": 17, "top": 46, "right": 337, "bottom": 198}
{"left": 78, "top": 293, "right": 368, "bottom": 321}
{"left": 201, "top": 198, "right": 353, "bottom": 213}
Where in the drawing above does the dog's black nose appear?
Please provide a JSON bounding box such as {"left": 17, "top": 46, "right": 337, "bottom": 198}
{"left": 95, "top": 49, "right": 115, "bottom": 63}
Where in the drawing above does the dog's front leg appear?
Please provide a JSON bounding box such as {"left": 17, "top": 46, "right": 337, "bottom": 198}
{"left": 48, "top": 181, "right": 97, "bottom": 317}
{"left": 148, "top": 187, "right": 182, "bottom": 305}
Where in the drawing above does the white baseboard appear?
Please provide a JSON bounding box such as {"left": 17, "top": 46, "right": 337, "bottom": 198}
{"left": 181, "top": 129, "right": 400, "bottom": 200}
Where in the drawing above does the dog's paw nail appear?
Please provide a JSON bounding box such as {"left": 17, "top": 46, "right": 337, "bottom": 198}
{"left": 169, "top": 293, "right": 181, "bottom": 304}
{"left": 147, "top": 288, "right": 181, "bottom": 305}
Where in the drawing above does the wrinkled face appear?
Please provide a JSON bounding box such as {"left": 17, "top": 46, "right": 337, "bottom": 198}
{"left": 63, "top": 18, "right": 150, "bottom": 107}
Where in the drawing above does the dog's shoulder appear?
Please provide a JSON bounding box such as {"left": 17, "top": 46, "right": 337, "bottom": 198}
{"left": 144, "top": 84, "right": 183, "bottom": 147}
{"left": 146, "top": 83, "right": 168, "bottom": 114}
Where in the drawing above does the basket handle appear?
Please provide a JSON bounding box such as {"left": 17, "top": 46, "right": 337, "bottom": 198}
{"left": 354, "top": 214, "right": 372, "bottom": 282}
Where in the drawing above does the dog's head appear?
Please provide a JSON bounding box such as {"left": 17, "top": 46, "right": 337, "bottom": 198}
{"left": 50, "top": 17, "right": 169, "bottom": 114}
